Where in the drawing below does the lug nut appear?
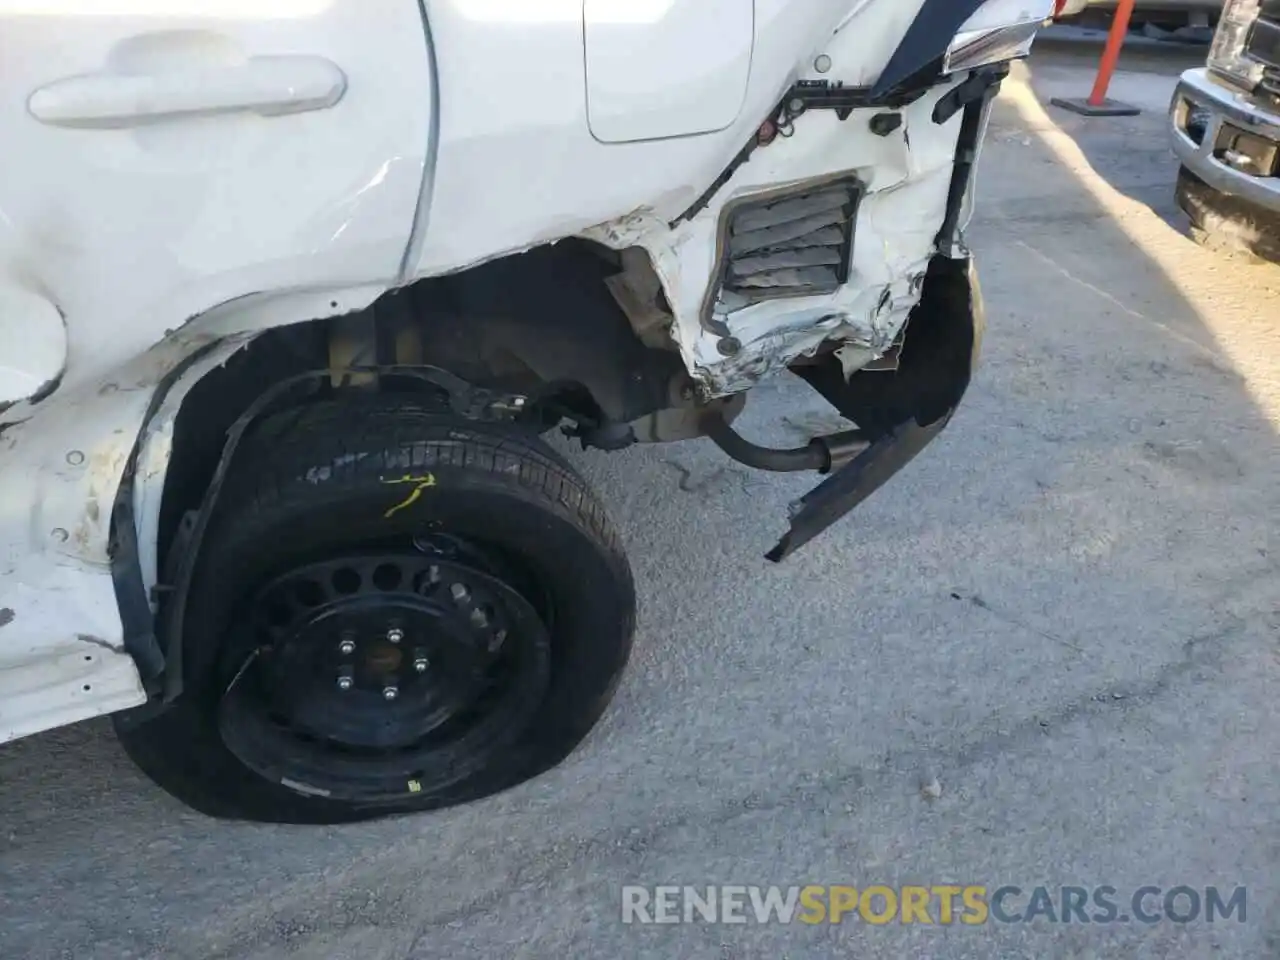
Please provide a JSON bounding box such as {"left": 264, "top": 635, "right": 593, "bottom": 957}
{"left": 469, "top": 608, "right": 489, "bottom": 629}
{"left": 337, "top": 675, "right": 353, "bottom": 691}
{"left": 386, "top": 627, "right": 404, "bottom": 643}
{"left": 339, "top": 639, "right": 356, "bottom": 655}
{"left": 450, "top": 583, "right": 470, "bottom": 604}
{"left": 383, "top": 686, "right": 399, "bottom": 701}
{"left": 414, "top": 657, "right": 430, "bottom": 673}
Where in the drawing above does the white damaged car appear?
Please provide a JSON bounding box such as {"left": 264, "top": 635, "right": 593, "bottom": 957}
{"left": 0, "top": 0, "right": 1051, "bottom": 822}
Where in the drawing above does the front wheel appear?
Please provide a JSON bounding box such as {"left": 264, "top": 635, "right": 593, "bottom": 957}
{"left": 116, "top": 399, "right": 636, "bottom": 823}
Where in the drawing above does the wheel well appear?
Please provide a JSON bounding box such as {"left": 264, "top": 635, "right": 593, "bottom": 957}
{"left": 158, "top": 238, "right": 689, "bottom": 574}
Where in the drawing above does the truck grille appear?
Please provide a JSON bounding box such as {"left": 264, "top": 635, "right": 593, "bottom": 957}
{"left": 711, "top": 181, "right": 859, "bottom": 314}
{"left": 1249, "top": 2, "right": 1280, "bottom": 96}
{"left": 1263, "top": 67, "right": 1280, "bottom": 99}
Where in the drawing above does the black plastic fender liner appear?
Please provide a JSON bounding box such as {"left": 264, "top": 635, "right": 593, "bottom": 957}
{"left": 109, "top": 342, "right": 229, "bottom": 695}
{"left": 871, "top": 0, "right": 991, "bottom": 101}
{"left": 769, "top": 254, "right": 984, "bottom": 562}
{"left": 416, "top": 244, "right": 686, "bottom": 427}
{"left": 793, "top": 255, "right": 983, "bottom": 441}
{"left": 156, "top": 371, "right": 321, "bottom": 703}
{"left": 765, "top": 415, "right": 952, "bottom": 562}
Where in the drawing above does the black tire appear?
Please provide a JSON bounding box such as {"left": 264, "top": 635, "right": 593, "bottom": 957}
{"left": 1177, "top": 166, "right": 1280, "bottom": 266}
{"left": 116, "top": 397, "right": 635, "bottom": 824}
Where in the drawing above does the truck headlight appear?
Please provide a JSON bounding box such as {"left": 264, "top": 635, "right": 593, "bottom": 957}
{"left": 944, "top": 0, "right": 1056, "bottom": 74}
{"left": 1208, "top": 0, "right": 1266, "bottom": 90}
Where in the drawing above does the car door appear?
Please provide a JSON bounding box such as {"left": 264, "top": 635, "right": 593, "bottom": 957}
{"left": 0, "top": 0, "right": 433, "bottom": 396}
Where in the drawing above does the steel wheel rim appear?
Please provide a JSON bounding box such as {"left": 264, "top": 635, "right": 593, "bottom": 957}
{"left": 217, "top": 548, "right": 552, "bottom": 802}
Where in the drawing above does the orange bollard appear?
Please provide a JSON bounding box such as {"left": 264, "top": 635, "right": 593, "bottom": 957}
{"left": 1051, "top": 0, "right": 1142, "bottom": 117}
{"left": 1089, "top": 0, "right": 1138, "bottom": 104}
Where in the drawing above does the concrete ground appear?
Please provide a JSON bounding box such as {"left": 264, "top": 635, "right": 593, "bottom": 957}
{"left": 2, "top": 44, "right": 1278, "bottom": 960}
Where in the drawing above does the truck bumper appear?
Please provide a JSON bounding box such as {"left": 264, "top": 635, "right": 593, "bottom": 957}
{"left": 1170, "top": 68, "right": 1280, "bottom": 217}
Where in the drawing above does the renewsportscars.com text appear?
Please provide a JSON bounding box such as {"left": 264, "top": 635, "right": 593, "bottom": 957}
{"left": 621, "top": 884, "right": 1247, "bottom": 926}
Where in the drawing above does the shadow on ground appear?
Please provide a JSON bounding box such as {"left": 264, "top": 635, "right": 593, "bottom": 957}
{"left": 1022, "top": 37, "right": 1207, "bottom": 229}
{"left": 1, "top": 47, "right": 1279, "bottom": 960}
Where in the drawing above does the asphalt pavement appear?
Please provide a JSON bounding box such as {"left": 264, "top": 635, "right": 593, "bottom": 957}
{"left": 2, "top": 44, "right": 1278, "bottom": 960}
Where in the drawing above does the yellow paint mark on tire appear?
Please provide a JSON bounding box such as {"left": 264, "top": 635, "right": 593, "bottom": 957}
{"left": 380, "top": 473, "right": 438, "bottom": 518}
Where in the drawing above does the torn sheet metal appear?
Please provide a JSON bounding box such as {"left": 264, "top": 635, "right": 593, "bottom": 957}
{"left": 132, "top": 337, "right": 256, "bottom": 604}
{"left": 0, "top": 559, "right": 145, "bottom": 743}
{"left": 585, "top": 74, "right": 965, "bottom": 399}
{"left": 0, "top": 333, "right": 252, "bottom": 742}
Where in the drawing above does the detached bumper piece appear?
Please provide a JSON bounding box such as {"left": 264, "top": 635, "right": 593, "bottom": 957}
{"left": 778, "top": 255, "right": 982, "bottom": 561}
{"left": 708, "top": 255, "right": 984, "bottom": 562}
{"left": 764, "top": 416, "right": 951, "bottom": 562}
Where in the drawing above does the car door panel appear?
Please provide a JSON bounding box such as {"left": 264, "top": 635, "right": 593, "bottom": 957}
{"left": 0, "top": 0, "right": 433, "bottom": 397}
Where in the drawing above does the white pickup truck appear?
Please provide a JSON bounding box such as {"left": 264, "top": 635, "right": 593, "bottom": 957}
{"left": 0, "top": 0, "right": 1052, "bottom": 823}
{"left": 1171, "top": 0, "right": 1280, "bottom": 262}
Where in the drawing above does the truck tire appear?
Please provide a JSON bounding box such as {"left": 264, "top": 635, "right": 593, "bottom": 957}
{"left": 116, "top": 398, "right": 636, "bottom": 823}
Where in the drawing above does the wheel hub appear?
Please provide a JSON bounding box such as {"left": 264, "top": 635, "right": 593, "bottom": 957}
{"left": 217, "top": 549, "right": 550, "bottom": 802}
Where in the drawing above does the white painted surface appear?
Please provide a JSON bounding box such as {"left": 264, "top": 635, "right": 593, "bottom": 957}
{"left": 582, "top": 6, "right": 975, "bottom": 395}
{"left": 28, "top": 54, "right": 348, "bottom": 128}
{"left": 585, "top": 80, "right": 964, "bottom": 394}
{"left": 0, "top": 283, "right": 66, "bottom": 404}
{"left": 0, "top": 0, "right": 432, "bottom": 398}
{"left": 584, "top": 0, "right": 754, "bottom": 143}
{"left": 0, "top": 0, "right": 1041, "bottom": 741}
{"left": 0, "top": 343, "right": 203, "bottom": 742}
{"left": 413, "top": 0, "right": 927, "bottom": 278}
{"left": 413, "top": 0, "right": 934, "bottom": 392}
{"left": 0, "top": 563, "right": 144, "bottom": 743}
{"left": 132, "top": 337, "right": 256, "bottom": 605}
{"left": 0, "top": 0, "right": 432, "bottom": 740}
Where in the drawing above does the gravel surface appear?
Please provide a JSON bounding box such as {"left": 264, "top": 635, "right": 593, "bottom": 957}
{"left": 2, "top": 45, "right": 1277, "bottom": 960}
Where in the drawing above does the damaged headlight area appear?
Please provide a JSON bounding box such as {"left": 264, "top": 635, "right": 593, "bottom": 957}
{"left": 944, "top": 0, "right": 1056, "bottom": 75}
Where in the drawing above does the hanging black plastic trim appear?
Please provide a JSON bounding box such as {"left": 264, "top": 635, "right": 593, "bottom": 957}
{"left": 871, "top": 0, "right": 990, "bottom": 100}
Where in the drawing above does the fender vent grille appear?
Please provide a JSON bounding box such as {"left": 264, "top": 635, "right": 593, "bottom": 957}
{"left": 713, "top": 180, "right": 860, "bottom": 314}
